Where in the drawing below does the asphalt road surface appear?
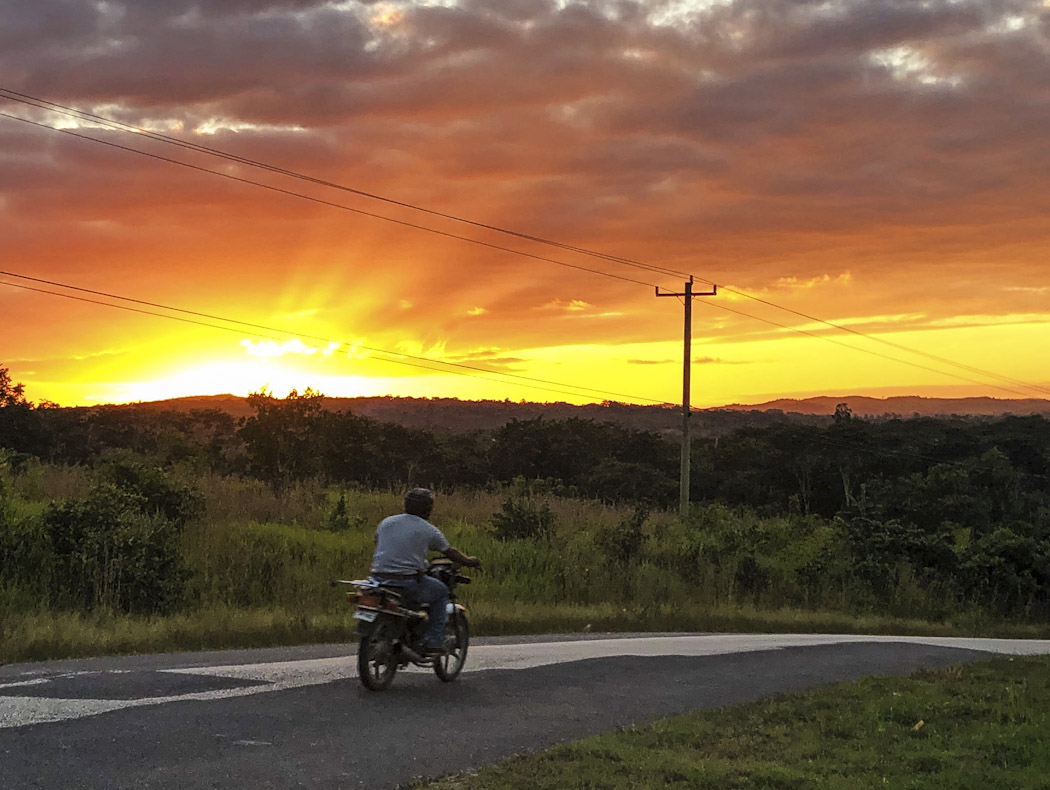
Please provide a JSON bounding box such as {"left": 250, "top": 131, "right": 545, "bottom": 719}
{"left": 3, "top": 633, "right": 1050, "bottom": 789}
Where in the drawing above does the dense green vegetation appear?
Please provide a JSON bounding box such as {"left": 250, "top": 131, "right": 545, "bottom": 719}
{"left": 3, "top": 363, "right": 1050, "bottom": 661}
{"left": 413, "top": 655, "right": 1050, "bottom": 789}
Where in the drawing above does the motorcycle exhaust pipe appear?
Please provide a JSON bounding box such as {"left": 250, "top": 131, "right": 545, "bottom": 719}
{"left": 399, "top": 644, "right": 432, "bottom": 665}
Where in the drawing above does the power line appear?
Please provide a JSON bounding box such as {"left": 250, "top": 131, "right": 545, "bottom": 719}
{"left": 10, "top": 269, "right": 1047, "bottom": 479}
{"left": 11, "top": 280, "right": 1044, "bottom": 479}
{"left": 4, "top": 103, "right": 1039, "bottom": 400}
{"left": 0, "top": 278, "right": 659, "bottom": 404}
{"left": 0, "top": 87, "right": 692, "bottom": 282}
{"left": 5, "top": 83, "right": 1044, "bottom": 399}
{"left": 9, "top": 272, "right": 1041, "bottom": 467}
{"left": 688, "top": 275, "right": 1050, "bottom": 399}
{"left": 0, "top": 110, "right": 661, "bottom": 290}
{"left": 0, "top": 273, "right": 676, "bottom": 407}
{"left": 2, "top": 92, "right": 1047, "bottom": 399}
{"left": 691, "top": 298, "right": 1038, "bottom": 399}
{"left": 508, "top": 238, "right": 1050, "bottom": 399}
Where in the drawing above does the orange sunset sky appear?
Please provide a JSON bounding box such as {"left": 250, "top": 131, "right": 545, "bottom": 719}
{"left": 2, "top": 0, "right": 1049, "bottom": 409}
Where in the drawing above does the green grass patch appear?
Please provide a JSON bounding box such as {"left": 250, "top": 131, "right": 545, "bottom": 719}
{"left": 0, "top": 607, "right": 361, "bottom": 663}
{"left": 414, "top": 655, "right": 1050, "bottom": 789}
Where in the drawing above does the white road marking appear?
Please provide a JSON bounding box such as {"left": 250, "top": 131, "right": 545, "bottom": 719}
{"left": 2, "top": 633, "right": 1049, "bottom": 729}
{"left": 459, "top": 634, "right": 1050, "bottom": 671}
{"left": 0, "top": 679, "right": 51, "bottom": 690}
{"left": 0, "top": 657, "right": 351, "bottom": 730}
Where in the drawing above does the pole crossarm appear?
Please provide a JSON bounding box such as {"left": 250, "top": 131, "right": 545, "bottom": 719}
{"left": 655, "top": 284, "right": 718, "bottom": 298}
{"left": 655, "top": 276, "right": 718, "bottom": 518}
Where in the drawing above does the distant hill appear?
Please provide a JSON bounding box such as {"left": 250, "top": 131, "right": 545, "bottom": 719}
{"left": 119, "top": 392, "right": 1050, "bottom": 437}
{"left": 130, "top": 394, "right": 698, "bottom": 434}
{"left": 128, "top": 394, "right": 814, "bottom": 437}
{"left": 720, "top": 395, "right": 1050, "bottom": 418}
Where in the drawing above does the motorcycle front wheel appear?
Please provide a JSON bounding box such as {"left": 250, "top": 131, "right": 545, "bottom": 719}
{"left": 433, "top": 610, "right": 469, "bottom": 682}
{"left": 357, "top": 619, "right": 398, "bottom": 691}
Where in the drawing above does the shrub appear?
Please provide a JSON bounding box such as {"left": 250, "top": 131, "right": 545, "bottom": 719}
{"left": 597, "top": 507, "right": 648, "bottom": 566}
{"left": 961, "top": 528, "right": 1050, "bottom": 615}
{"left": 44, "top": 483, "right": 188, "bottom": 614}
{"left": 491, "top": 495, "right": 556, "bottom": 541}
{"left": 97, "top": 455, "right": 204, "bottom": 528}
{"left": 0, "top": 469, "right": 50, "bottom": 608}
{"left": 322, "top": 493, "right": 367, "bottom": 532}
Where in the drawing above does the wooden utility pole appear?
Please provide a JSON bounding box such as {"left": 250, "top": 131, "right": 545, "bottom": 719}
{"left": 656, "top": 277, "right": 717, "bottom": 518}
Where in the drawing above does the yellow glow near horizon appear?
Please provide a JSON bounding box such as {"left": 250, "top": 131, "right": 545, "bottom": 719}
{"left": 11, "top": 312, "right": 1050, "bottom": 409}
{"left": 83, "top": 360, "right": 352, "bottom": 404}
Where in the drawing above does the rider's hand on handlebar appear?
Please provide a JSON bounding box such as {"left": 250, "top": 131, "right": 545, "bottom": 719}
{"left": 465, "top": 556, "right": 481, "bottom": 569}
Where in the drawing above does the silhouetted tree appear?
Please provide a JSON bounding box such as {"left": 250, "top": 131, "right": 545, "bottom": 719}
{"left": 239, "top": 389, "right": 328, "bottom": 491}
{"left": 0, "top": 364, "right": 43, "bottom": 455}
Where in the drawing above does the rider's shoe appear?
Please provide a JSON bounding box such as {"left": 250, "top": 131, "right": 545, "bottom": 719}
{"left": 422, "top": 645, "right": 445, "bottom": 659}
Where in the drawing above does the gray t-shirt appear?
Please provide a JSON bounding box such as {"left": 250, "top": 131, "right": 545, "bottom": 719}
{"left": 371, "top": 513, "right": 451, "bottom": 575}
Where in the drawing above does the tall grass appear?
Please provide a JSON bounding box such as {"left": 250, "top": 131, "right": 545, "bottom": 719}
{"left": 160, "top": 480, "right": 1010, "bottom": 626}
{"left": 7, "top": 459, "right": 91, "bottom": 503}
{"left": 4, "top": 464, "right": 1049, "bottom": 664}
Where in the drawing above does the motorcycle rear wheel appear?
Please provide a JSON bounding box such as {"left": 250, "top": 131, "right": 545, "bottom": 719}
{"left": 358, "top": 619, "right": 398, "bottom": 691}
{"left": 433, "top": 611, "right": 469, "bottom": 682}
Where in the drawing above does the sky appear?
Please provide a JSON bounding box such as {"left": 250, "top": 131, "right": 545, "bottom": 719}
{"left": 1, "top": 0, "right": 1049, "bottom": 409}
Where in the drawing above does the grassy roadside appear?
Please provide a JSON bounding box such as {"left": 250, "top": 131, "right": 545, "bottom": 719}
{"left": 413, "top": 655, "right": 1050, "bottom": 789}
{"left": 5, "top": 603, "right": 1050, "bottom": 665}
{"left": 8, "top": 466, "right": 1050, "bottom": 665}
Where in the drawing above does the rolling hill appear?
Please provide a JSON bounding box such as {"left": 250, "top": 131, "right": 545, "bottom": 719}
{"left": 118, "top": 393, "right": 1050, "bottom": 436}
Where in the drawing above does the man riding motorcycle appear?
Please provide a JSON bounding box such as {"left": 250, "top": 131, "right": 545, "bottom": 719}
{"left": 370, "top": 488, "right": 480, "bottom": 657}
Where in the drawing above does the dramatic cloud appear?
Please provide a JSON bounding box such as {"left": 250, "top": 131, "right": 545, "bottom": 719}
{"left": 2, "top": 0, "right": 1048, "bottom": 406}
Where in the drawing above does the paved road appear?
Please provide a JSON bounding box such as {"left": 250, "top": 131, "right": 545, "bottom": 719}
{"left": 2, "top": 634, "right": 1049, "bottom": 789}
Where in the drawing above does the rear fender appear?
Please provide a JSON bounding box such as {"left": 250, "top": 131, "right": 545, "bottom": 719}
{"left": 357, "top": 612, "right": 405, "bottom": 638}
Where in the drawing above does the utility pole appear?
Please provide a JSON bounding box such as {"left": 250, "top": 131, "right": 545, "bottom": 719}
{"left": 656, "top": 277, "right": 717, "bottom": 518}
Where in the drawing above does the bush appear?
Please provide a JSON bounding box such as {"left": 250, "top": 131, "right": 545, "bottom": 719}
{"left": 962, "top": 528, "right": 1050, "bottom": 615}
{"left": 597, "top": 507, "right": 648, "bottom": 566}
{"left": 322, "top": 493, "right": 367, "bottom": 532}
{"left": 491, "top": 495, "right": 556, "bottom": 541}
{"left": 44, "top": 483, "right": 188, "bottom": 614}
{"left": 0, "top": 507, "right": 48, "bottom": 590}
{"left": 97, "top": 455, "right": 204, "bottom": 527}
{"left": 0, "top": 469, "right": 50, "bottom": 609}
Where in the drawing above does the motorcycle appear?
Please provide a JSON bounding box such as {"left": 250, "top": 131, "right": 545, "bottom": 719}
{"left": 334, "top": 558, "right": 472, "bottom": 691}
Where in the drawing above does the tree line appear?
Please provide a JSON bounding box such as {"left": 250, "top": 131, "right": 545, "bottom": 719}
{"left": 3, "top": 373, "right": 1048, "bottom": 518}
{"left": 4, "top": 365, "right": 1050, "bottom": 619}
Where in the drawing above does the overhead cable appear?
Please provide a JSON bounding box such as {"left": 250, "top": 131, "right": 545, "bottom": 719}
{"left": 2, "top": 90, "right": 1047, "bottom": 399}
{"left": 8, "top": 270, "right": 1047, "bottom": 477}
{"left": 0, "top": 87, "right": 689, "bottom": 281}
{"left": 0, "top": 110, "right": 660, "bottom": 290}
{"left": 0, "top": 272, "right": 675, "bottom": 407}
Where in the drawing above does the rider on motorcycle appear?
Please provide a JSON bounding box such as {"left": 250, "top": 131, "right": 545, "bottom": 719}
{"left": 370, "top": 488, "right": 480, "bottom": 657}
